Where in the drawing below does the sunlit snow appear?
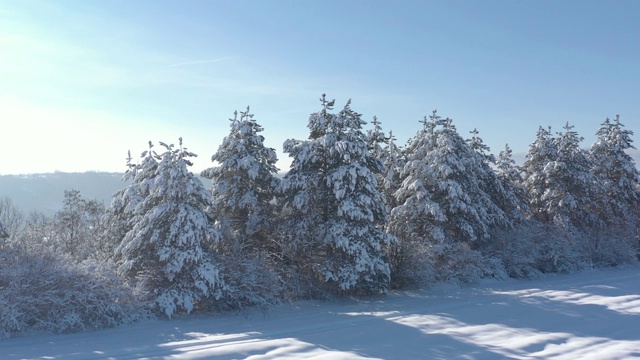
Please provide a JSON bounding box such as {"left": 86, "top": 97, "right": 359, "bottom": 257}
{"left": 4, "top": 264, "right": 640, "bottom": 359}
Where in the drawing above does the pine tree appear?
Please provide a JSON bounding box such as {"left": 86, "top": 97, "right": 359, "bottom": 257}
{"left": 380, "top": 130, "right": 405, "bottom": 212}
{"left": 389, "top": 113, "right": 444, "bottom": 246}
{"left": 496, "top": 144, "right": 523, "bottom": 189}
{"left": 280, "top": 95, "right": 394, "bottom": 294}
{"left": 467, "top": 128, "right": 496, "bottom": 164}
{"left": 366, "top": 116, "right": 388, "bottom": 159}
{"left": 114, "top": 139, "right": 223, "bottom": 317}
{"left": 389, "top": 112, "right": 514, "bottom": 285}
{"left": 521, "top": 124, "right": 601, "bottom": 271}
{"left": 385, "top": 114, "right": 442, "bottom": 287}
{"left": 392, "top": 112, "right": 512, "bottom": 246}
{"left": 522, "top": 126, "right": 559, "bottom": 223}
{"left": 200, "top": 107, "right": 282, "bottom": 309}
{"left": 490, "top": 144, "right": 541, "bottom": 277}
{"left": 587, "top": 116, "right": 640, "bottom": 265}
{"left": 201, "top": 107, "right": 280, "bottom": 252}
{"left": 495, "top": 144, "right": 530, "bottom": 219}
{"left": 365, "top": 117, "right": 404, "bottom": 214}
{"left": 525, "top": 123, "right": 600, "bottom": 229}
{"left": 466, "top": 129, "right": 521, "bottom": 225}
{"left": 102, "top": 148, "right": 158, "bottom": 261}
{"left": 590, "top": 115, "right": 640, "bottom": 225}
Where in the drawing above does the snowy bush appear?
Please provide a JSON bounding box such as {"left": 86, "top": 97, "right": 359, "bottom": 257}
{"left": 387, "top": 239, "right": 436, "bottom": 290}
{"left": 213, "top": 248, "right": 282, "bottom": 312}
{"left": 430, "top": 243, "right": 507, "bottom": 285}
{"left": 0, "top": 246, "right": 146, "bottom": 339}
{"left": 584, "top": 229, "right": 638, "bottom": 268}
{"left": 50, "top": 190, "right": 106, "bottom": 262}
{"left": 486, "top": 221, "right": 588, "bottom": 276}
{"left": 270, "top": 228, "right": 330, "bottom": 299}
{"left": 532, "top": 226, "right": 588, "bottom": 273}
{"left": 389, "top": 240, "right": 506, "bottom": 288}
{"left": 485, "top": 222, "right": 545, "bottom": 279}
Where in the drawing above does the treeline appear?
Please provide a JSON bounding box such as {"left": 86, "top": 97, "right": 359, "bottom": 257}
{"left": 1, "top": 95, "right": 639, "bottom": 338}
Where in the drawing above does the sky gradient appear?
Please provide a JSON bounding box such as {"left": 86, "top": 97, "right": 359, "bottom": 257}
{"left": 1, "top": 0, "right": 638, "bottom": 175}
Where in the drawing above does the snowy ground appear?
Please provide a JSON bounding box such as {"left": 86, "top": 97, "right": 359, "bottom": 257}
{"left": 4, "top": 264, "right": 640, "bottom": 360}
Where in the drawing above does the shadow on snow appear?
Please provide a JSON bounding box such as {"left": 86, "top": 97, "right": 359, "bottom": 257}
{"left": 5, "top": 266, "right": 640, "bottom": 359}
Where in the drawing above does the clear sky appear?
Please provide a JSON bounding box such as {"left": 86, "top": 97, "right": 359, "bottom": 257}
{"left": 1, "top": 0, "right": 638, "bottom": 175}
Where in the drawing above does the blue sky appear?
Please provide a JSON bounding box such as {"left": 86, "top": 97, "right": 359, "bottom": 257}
{"left": 1, "top": 0, "right": 638, "bottom": 175}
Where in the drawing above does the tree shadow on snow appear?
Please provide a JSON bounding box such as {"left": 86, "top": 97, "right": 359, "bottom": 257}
{"left": 153, "top": 272, "right": 640, "bottom": 360}
{"left": 5, "top": 269, "right": 640, "bottom": 359}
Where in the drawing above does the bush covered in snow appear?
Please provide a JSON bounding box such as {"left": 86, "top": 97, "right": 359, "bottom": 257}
{"left": 0, "top": 245, "right": 146, "bottom": 339}
{"left": 214, "top": 248, "right": 282, "bottom": 312}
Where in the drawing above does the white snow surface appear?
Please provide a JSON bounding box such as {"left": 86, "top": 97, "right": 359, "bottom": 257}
{"left": 4, "top": 264, "right": 640, "bottom": 359}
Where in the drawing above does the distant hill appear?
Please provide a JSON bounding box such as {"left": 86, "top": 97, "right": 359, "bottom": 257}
{"left": 1, "top": 149, "right": 637, "bottom": 216}
{"left": 0, "top": 172, "right": 126, "bottom": 215}
{"left": 0, "top": 171, "right": 217, "bottom": 216}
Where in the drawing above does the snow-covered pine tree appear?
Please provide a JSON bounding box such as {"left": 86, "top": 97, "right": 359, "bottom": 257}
{"left": 365, "top": 117, "right": 404, "bottom": 214}
{"left": 280, "top": 95, "right": 395, "bottom": 294}
{"left": 386, "top": 114, "right": 442, "bottom": 288}
{"left": 525, "top": 123, "right": 600, "bottom": 230}
{"left": 496, "top": 144, "right": 530, "bottom": 216}
{"left": 467, "top": 128, "right": 496, "bottom": 164}
{"left": 466, "top": 129, "right": 522, "bottom": 225}
{"left": 587, "top": 116, "right": 640, "bottom": 265}
{"left": 389, "top": 111, "right": 513, "bottom": 285}
{"left": 201, "top": 107, "right": 280, "bottom": 252}
{"left": 497, "top": 145, "right": 523, "bottom": 194}
{"left": 393, "top": 112, "right": 512, "bottom": 245}
{"left": 380, "top": 130, "right": 405, "bottom": 212}
{"left": 366, "top": 116, "right": 388, "bottom": 159}
{"left": 590, "top": 115, "right": 640, "bottom": 226}
{"left": 389, "top": 113, "right": 444, "bottom": 246}
{"left": 488, "top": 144, "right": 542, "bottom": 278}
{"left": 114, "top": 138, "right": 223, "bottom": 318}
{"left": 522, "top": 126, "right": 559, "bottom": 223}
{"left": 102, "top": 148, "right": 158, "bottom": 262}
{"left": 521, "top": 125, "right": 595, "bottom": 272}
{"left": 200, "top": 107, "right": 282, "bottom": 310}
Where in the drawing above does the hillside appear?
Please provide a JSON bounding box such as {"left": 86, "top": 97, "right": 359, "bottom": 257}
{"left": 0, "top": 172, "right": 216, "bottom": 215}
{"left": 0, "top": 172, "right": 124, "bottom": 214}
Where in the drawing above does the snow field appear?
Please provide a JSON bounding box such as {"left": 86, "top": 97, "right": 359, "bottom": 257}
{"left": 4, "top": 264, "right": 640, "bottom": 359}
